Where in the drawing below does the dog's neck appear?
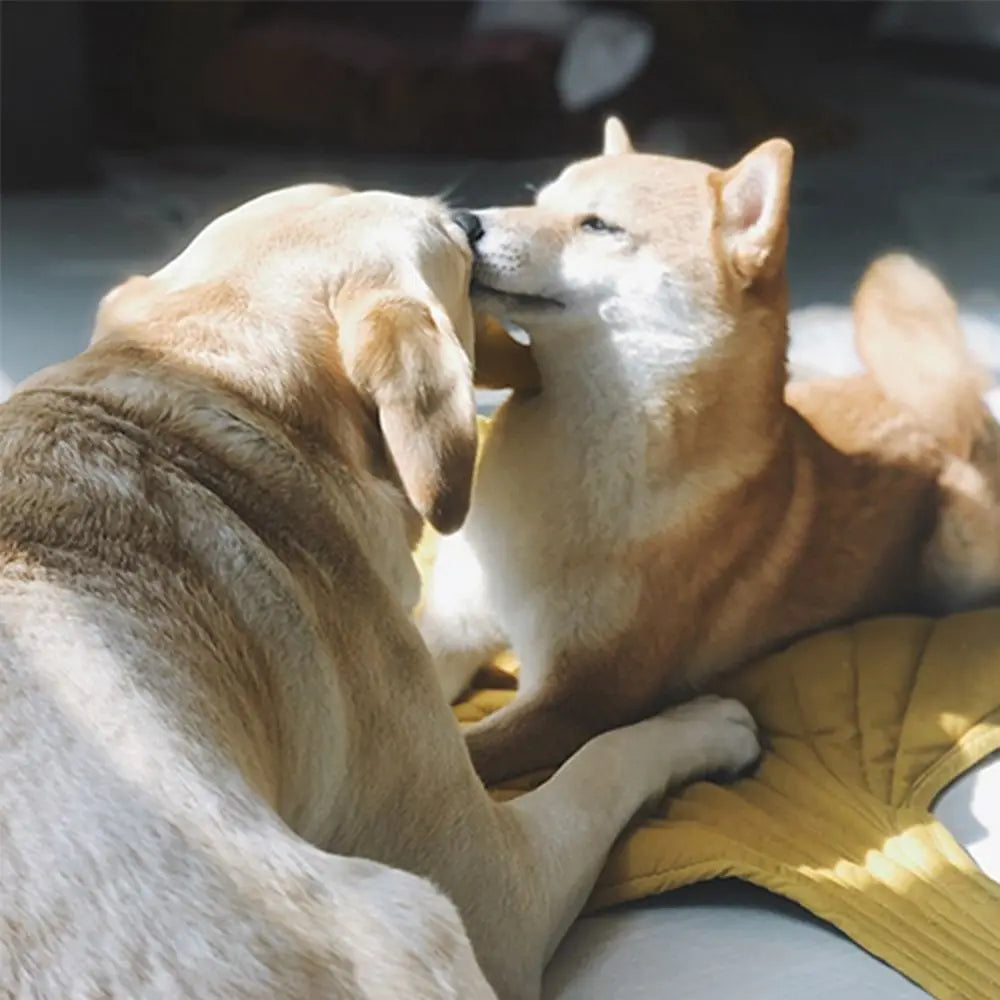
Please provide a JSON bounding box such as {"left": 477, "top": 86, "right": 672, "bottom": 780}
{"left": 527, "top": 296, "right": 791, "bottom": 478}
{"left": 87, "top": 309, "right": 424, "bottom": 603}
{"left": 101, "top": 281, "right": 385, "bottom": 467}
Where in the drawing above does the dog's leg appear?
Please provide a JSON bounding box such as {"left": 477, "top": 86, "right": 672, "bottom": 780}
{"left": 464, "top": 686, "right": 601, "bottom": 785}
{"left": 420, "top": 529, "right": 508, "bottom": 702}
{"left": 486, "top": 695, "right": 759, "bottom": 996}
{"left": 465, "top": 645, "right": 667, "bottom": 784}
{"left": 326, "top": 616, "right": 755, "bottom": 1000}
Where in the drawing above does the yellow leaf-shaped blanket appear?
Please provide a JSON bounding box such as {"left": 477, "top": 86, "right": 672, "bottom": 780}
{"left": 453, "top": 613, "right": 1000, "bottom": 999}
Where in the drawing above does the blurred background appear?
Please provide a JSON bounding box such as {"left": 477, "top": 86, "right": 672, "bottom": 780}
{"left": 2, "top": 0, "right": 1000, "bottom": 409}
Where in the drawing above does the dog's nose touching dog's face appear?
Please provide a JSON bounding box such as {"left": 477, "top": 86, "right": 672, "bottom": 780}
{"left": 462, "top": 118, "right": 793, "bottom": 346}
{"left": 457, "top": 120, "right": 718, "bottom": 333}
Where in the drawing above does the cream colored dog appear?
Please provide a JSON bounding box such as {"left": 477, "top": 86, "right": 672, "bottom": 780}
{"left": 0, "top": 184, "right": 760, "bottom": 1000}
{"left": 422, "top": 119, "right": 1000, "bottom": 785}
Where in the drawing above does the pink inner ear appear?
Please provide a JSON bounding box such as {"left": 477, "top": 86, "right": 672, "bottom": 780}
{"left": 727, "top": 165, "right": 768, "bottom": 234}
{"left": 718, "top": 139, "right": 792, "bottom": 281}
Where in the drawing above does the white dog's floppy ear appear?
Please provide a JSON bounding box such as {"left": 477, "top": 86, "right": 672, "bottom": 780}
{"left": 714, "top": 138, "right": 794, "bottom": 286}
{"left": 342, "top": 296, "right": 478, "bottom": 534}
{"left": 603, "top": 116, "right": 634, "bottom": 155}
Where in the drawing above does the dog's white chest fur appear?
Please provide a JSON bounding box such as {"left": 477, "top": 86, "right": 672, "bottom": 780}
{"left": 425, "top": 329, "right": 703, "bottom": 697}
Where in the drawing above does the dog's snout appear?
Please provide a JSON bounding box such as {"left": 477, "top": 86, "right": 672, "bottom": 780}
{"left": 453, "top": 211, "right": 484, "bottom": 246}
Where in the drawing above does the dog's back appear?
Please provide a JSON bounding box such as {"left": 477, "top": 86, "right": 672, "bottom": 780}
{"left": 0, "top": 372, "right": 321, "bottom": 996}
{"left": 0, "top": 353, "right": 482, "bottom": 999}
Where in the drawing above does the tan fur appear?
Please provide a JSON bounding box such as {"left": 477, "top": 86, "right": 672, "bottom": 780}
{"left": 0, "top": 183, "right": 761, "bottom": 999}
{"left": 852, "top": 252, "right": 992, "bottom": 460}
{"left": 472, "top": 314, "right": 542, "bottom": 394}
{"left": 422, "top": 121, "right": 1000, "bottom": 785}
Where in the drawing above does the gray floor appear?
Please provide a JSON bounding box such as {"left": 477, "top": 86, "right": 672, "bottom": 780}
{"left": 2, "top": 54, "right": 999, "bottom": 1000}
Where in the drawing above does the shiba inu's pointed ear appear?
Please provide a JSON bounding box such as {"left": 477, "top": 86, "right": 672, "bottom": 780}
{"left": 715, "top": 139, "right": 794, "bottom": 286}
{"left": 603, "top": 116, "right": 634, "bottom": 155}
{"left": 340, "top": 295, "right": 478, "bottom": 534}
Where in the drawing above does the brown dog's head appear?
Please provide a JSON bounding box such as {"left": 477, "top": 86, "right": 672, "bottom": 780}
{"left": 464, "top": 118, "right": 794, "bottom": 354}
{"left": 95, "top": 185, "right": 479, "bottom": 534}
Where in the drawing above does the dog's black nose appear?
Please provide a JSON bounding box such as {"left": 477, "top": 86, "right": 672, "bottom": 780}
{"left": 453, "top": 210, "right": 484, "bottom": 245}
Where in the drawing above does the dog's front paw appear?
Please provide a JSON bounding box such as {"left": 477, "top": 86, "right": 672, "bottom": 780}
{"left": 657, "top": 695, "right": 761, "bottom": 783}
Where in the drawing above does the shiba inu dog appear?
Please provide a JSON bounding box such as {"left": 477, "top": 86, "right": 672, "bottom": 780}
{"left": 0, "top": 183, "right": 760, "bottom": 1000}
{"left": 423, "top": 119, "right": 1000, "bottom": 785}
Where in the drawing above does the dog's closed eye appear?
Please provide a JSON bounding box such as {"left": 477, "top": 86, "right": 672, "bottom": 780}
{"left": 579, "top": 215, "right": 624, "bottom": 235}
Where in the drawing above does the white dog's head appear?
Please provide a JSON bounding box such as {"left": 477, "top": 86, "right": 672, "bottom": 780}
{"left": 95, "top": 185, "right": 479, "bottom": 533}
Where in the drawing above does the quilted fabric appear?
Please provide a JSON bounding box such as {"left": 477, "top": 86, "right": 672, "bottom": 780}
{"left": 417, "top": 427, "right": 1000, "bottom": 998}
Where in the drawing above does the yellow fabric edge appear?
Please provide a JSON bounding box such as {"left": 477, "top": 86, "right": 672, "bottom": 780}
{"left": 587, "top": 829, "right": 1000, "bottom": 1000}
{"left": 907, "top": 718, "right": 1000, "bottom": 812}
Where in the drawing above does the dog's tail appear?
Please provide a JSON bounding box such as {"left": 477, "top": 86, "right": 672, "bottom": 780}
{"left": 853, "top": 253, "right": 993, "bottom": 459}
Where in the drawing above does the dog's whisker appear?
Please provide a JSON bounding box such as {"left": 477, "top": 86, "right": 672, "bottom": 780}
{"left": 435, "top": 176, "right": 469, "bottom": 205}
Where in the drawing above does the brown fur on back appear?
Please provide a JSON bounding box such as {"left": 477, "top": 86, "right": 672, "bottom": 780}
{"left": 602, "top": 260, "right": 993, "bottom": 704}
